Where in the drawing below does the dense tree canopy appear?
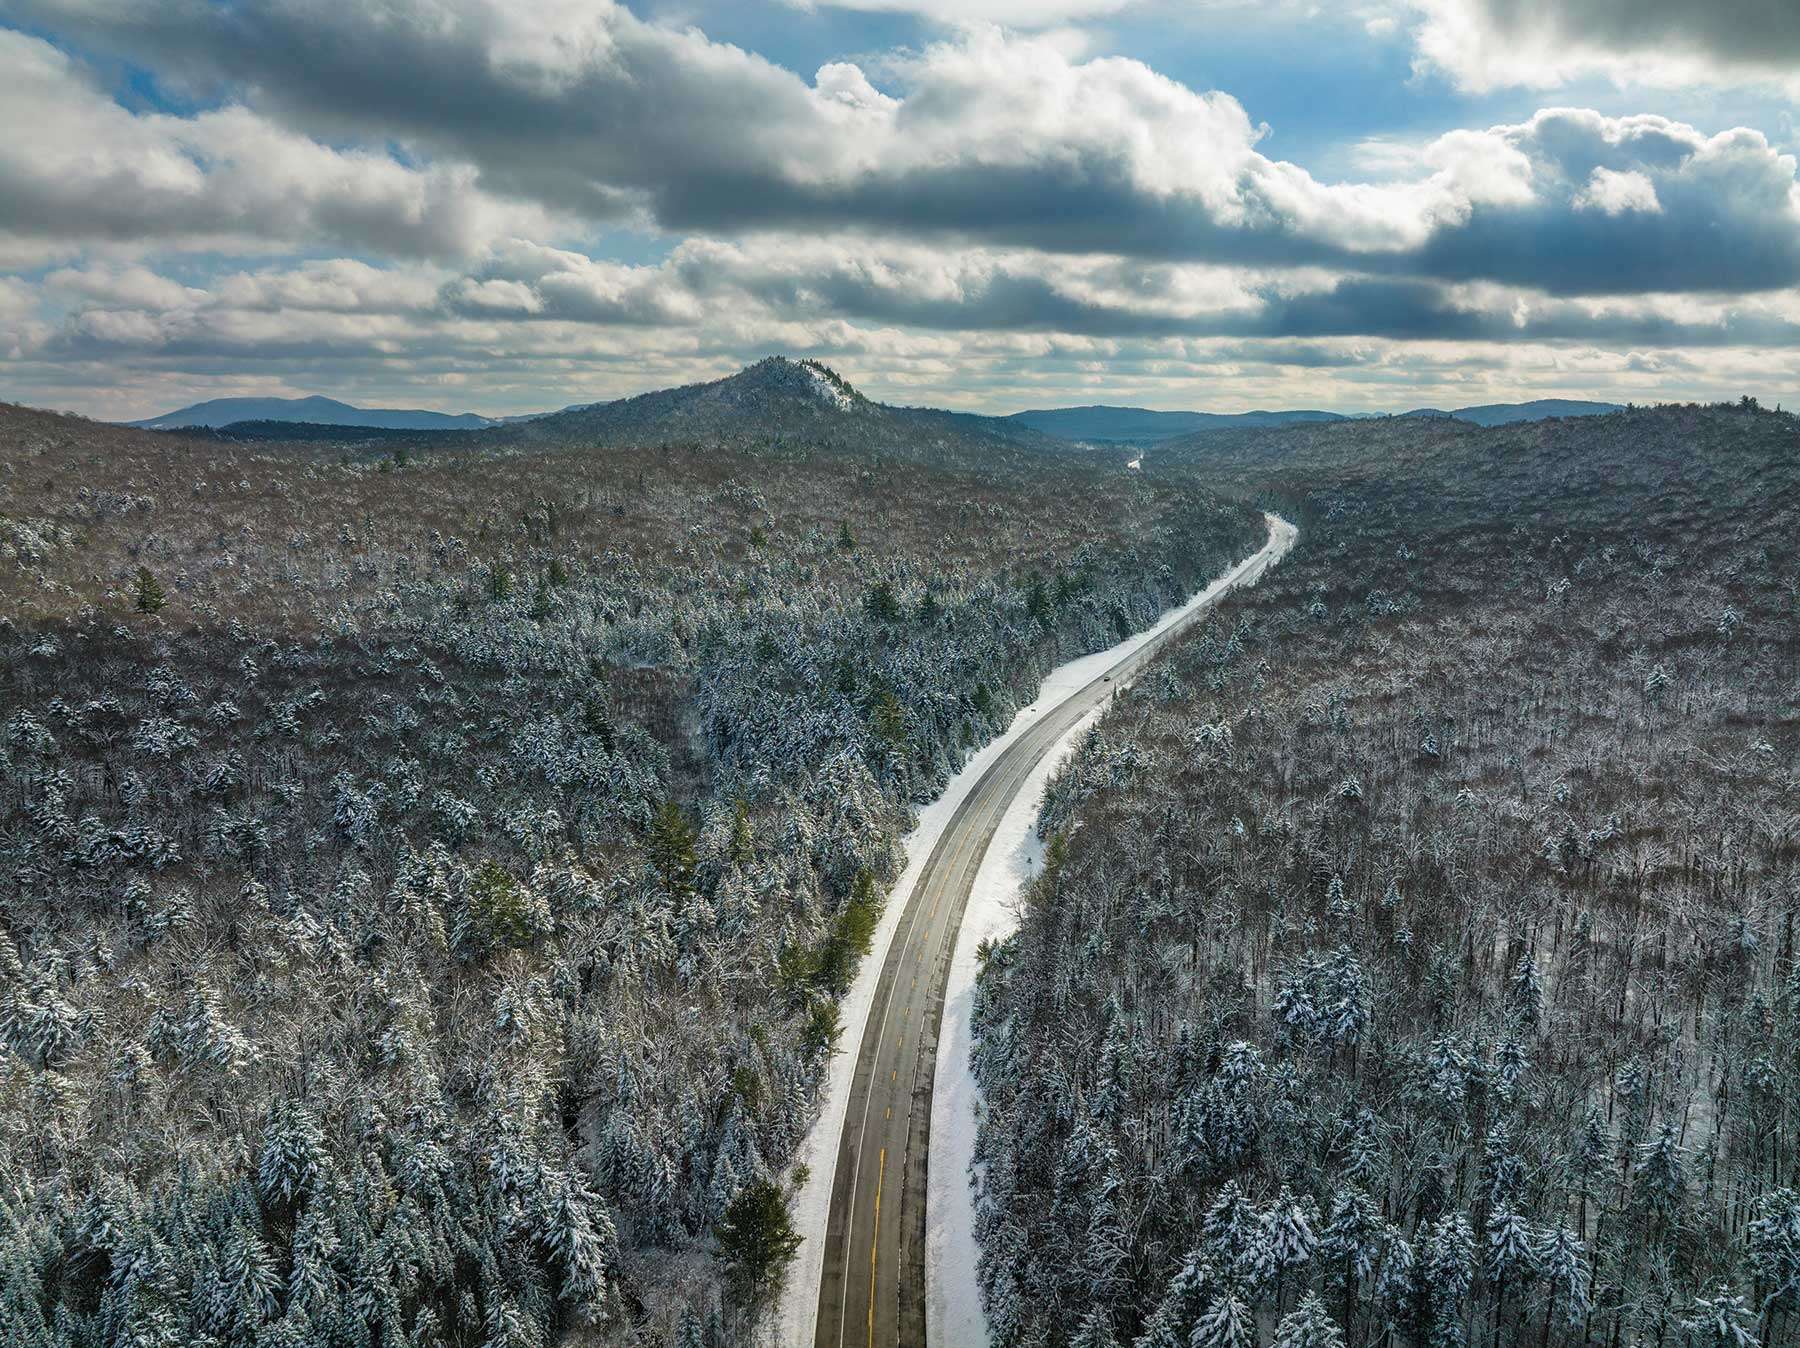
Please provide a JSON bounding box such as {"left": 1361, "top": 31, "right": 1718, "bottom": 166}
{"left": 0, "top": 388, "right": 1259, "bottom": 1345}
{"left": 972, "top": 402, "right": 1800, "bottom": 1348}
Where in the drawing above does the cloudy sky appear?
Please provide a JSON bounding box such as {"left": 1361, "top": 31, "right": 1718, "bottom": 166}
{"left": 1, "top": 0, "right": 1797, "bottom": 418}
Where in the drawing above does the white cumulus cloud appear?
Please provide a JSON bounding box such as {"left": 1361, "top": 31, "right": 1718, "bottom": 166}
{"left": 1574, "top": 167, "right": 1662, "bottom": 215}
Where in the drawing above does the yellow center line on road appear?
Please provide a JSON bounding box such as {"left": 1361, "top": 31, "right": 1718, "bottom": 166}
{"left": 868, "top": 1147, "right": 886, "bottom": 1348}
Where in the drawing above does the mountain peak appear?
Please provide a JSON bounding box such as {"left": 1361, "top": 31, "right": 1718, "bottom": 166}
{"left": 498, "top": 355, "right": 1067, "bottom": 467}
{"left": 729, "top": 356, "right": 862, "bottom": 411}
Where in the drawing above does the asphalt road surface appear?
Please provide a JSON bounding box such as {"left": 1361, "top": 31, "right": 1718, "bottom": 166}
{"left": 813, "top": 517, "right": 1293, "bottom": 1348}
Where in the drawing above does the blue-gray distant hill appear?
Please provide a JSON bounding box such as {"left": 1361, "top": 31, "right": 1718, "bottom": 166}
{"left": 1399, "top": 398, "right": 1623, "bottom": 427}
{"left": 1011, "top": 398, "right": 1623, "bottom": 444}
{"left": 128, "top": 395, "right": 494, "bottom": 431}
{"left": 1008, "top": 405, "right": 1346, "bottom": 444}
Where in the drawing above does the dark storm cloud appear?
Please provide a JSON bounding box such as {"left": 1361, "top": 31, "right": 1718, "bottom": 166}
{"left": 27, "top": 230, "right": 1800, "bottom": 378}
{"left": 1, "top": 0, "right": 860, "bottom": 227}
{"left": 9, "top": 0, "right": 1798, "bottom": 299}
{"left": 1415, "top": 111, "right": 1800, "bottom": 297}
{"left": 0, "top": 28, "right": 556, "bottom": 263}
{"left": 654, "top": 242, "right": 1800, "bottom": 348}
{"left": 14, "top": 0, "right": 1345, "bottom": 269}
{"left": 1406, "top": 205, "right": 1800, "bottom": 297}
{"left": 680, "top": 258, "right": 1210, "bottom": 339}
{"left": 1471, "top": 0, "right": 1800, "bottom": 64}
{"left": 648, "top": 160, "right": 1352, "bottom": 271}
{"left": 1410, "top": 0, "right": 1800, "bottom": 92}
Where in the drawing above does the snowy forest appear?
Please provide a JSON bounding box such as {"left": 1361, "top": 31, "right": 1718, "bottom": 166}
{"left": 971, "top": 402, "right": 1800, "bottom": 1348}
{"left": 0, "top": 362, "right": 1263, "bottom": 1347}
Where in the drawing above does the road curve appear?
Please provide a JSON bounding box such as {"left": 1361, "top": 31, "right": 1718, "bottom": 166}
{"left": 813, "top": 515, "right": 1295, "bottom": 1348}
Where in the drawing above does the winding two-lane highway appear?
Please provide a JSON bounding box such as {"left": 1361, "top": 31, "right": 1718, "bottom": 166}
{"left": 813, "top": 516, "right": 1294, "bottom": 1348}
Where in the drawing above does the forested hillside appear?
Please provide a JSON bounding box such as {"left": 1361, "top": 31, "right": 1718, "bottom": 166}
{"left": 497, "top": 357, "right": 1070, "bottom": 466}
{"left": 0, "top": 364, "right": 1263, "bottom": 1347}
{"left": 972, "top": 404, "right": 1800, "bottom": 1348}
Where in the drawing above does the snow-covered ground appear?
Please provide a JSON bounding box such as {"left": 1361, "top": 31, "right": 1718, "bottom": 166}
{"left": 770, "top": 516, "right": 1294, "bottom": 1348}
{"left": 805, "top": 363, "right": 855, "bottom": 411}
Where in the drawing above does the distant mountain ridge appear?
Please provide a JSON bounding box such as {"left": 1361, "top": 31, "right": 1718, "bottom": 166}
{"left": 1008, "top": 405, "right": 1346, "bottom": 443}
{"left": 1009, "top": 398, "right": 1623, "bottom": 444}
{"left": 123, "top": 361, "right": 1067, "bottom": 469}
{"left": 128, "top": 377, "right": 1626, "bottom": 443}
{"left": 1401, "top": 398, "right": 1625, "bottom": 427}
{"left": 128, "top": 394, "right": 495, "bottom": 431}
